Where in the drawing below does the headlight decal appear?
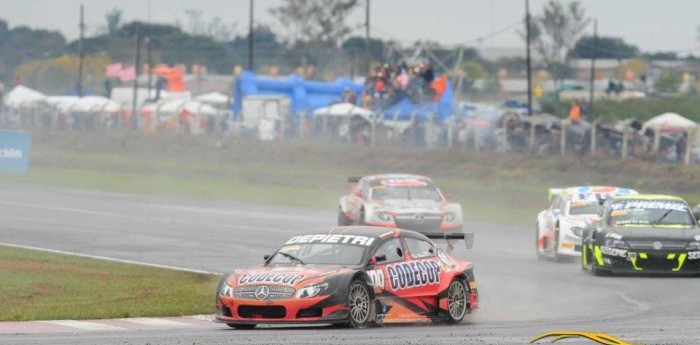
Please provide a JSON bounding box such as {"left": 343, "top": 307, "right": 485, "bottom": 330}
{"left": 376, "top": 211, "right": 393, "bottom": 222}
{"left": 593, "top": 246, "right": 605, "bottom": 266}
{"left": 604, "top": 238, "right": 629, "bottom": 249}
{"left": 295, "top": 282, "right": 329, "bottom": 299}
{"left": 221, "top": 282, "right": 234, "bottom": 297}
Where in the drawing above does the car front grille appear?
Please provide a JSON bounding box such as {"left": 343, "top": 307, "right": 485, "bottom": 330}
{"left": 233, "top": 285, "right": 296, "bottom": 300}
{"left": 394, "top": 213, "right": 443, "bottom": 232}
{"left": 636, "top": 254, "right": 682, "bottom": 270}
{"left": 627, "top": 241, "right": 687, "bottom": 250}
{"left": 238, "top": 305, "right": 286, "bottom": 319}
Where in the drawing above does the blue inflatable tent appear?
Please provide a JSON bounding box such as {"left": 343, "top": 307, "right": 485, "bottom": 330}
{"left": 232, "top": 71, "right": 453, "bottom": 122}
{"left": 379, "top": 80, "right": 453, "bottom": 122}
{"left": 232, "top": 71, "right": 363, "bottom": 118}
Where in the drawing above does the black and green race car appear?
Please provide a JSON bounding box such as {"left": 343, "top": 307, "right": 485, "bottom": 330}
{"left": 581, "top": 194, "right": 700, "bottom": 275}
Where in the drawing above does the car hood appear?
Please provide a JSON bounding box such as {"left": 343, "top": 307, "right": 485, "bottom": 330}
{"left": 374, "top": 199, "right": 443, "bottom": 212}
{"left": 565, "top": 214, "right": 598, "bottom": 225}
{"left": 231, "top": 264, "right": 353, "bottom": 288}
{"left": 603, "top": 226, "right": 700, "bottom": 241}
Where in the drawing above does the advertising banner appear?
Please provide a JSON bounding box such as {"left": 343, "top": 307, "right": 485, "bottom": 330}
{"left": 0, "top": 130, "right": 31, "bottom": 173}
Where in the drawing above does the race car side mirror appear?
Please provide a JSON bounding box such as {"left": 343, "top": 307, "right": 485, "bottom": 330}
{"left": 263, "top": 254, "right": 271, "bottom": 261}
{"left": 692, "top": 205, "right": 700, "bottom": 222}
{"left": 374, "top": 254, "right": 387, "bottom": 263}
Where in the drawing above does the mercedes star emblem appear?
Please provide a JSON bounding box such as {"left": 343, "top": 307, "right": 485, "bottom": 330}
{"left": 413, "top": 213, "right": 425, "bottom": 223}
{"left": 254, "top": 285, "right": 270, "bottom": 300}
{"left": 653, "top": 241, "right": 663, "bottom": 250}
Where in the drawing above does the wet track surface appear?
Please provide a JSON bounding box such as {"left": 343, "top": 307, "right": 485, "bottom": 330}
{"left": 2, "top": 183, "right": 700, "bottom": 344}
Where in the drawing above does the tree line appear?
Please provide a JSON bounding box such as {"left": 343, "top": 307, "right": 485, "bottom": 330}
{"left": 0, "top": 0, "right": 693, "bottom": 95}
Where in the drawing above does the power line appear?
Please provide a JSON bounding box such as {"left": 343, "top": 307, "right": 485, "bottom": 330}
{"left": 372, "top": 19, "right": 521, "bottom": 48}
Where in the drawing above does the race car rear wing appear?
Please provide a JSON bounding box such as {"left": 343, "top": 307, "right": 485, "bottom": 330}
{"left": 347, "top": 177, "right": 361, "bottom": 193}
{"left": 424, "top": 232, "right": 474, "bottom": 249}
{"left": 548, "top": 188, "right": 564, "bottom": 201}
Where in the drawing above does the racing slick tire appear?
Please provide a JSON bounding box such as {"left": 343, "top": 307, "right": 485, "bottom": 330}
{"left": 226, "top": 323, "right": 256, "bottom": 329}
{"left": 445, "top": 278, "right": 469, "bottom": 324}
{"left": 582, "top": 245, "right": 609, "bottom": 276}
{"left": 551, "top": 228, "right": 561, "bottom": 262}
{"left": 581, "top": 244, "right": 590, "bottom": 272}
{"left": 591, "top": 265, "right": 610, "bottom": 276}
{"left": 337, "top": 207, "right": 353, "bottom": 226}
{"left": 535, "top": 223, "right": 544, "bottom": 260}
{"left": 347, "top": 280, "right": 372, "bottom": 328}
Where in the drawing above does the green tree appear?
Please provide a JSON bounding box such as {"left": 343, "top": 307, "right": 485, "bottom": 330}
{"left": 461, "top": 60, "right": 488, "bottom": 80}
{"left": 523, "top": 0, "right": 590, "bottom": 81}
{"left": 655, "top": 71, "right": 682, "bottom": 94}
{"left": 0, "top": 20, "right": 66, "bottom": 82}
{"left": 341, "top": 36, "right": 385, "bottom": 62}
{"left": 571, "top": 36, "right": 639, "bottom": 59}
{"left": 104, "top": 8, "right": 123, "bottom": 36}
{"left": 270, "top": 0, "right": 359, "bottom": 47}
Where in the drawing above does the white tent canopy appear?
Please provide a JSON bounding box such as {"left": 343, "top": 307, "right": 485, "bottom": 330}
{"left": 46, "top": 96, "right": 124, "bottom": 113}
{"left": 312, "top": 102, "right": 375, "bottom": 122}
{"left": 141, "top": 99, "right": 218, "bottom": 116}
{"left": 4, "top": 85, "right": 46, "bottom": 108}
{"left": 642, "top": 112, "right": 697, "bottom": 132}
{"left": 141, "top": 99, "right": 185, "bottom": 115}
{"left": 194, "top": 92, "right": 229, "bottom": 105}
{"left": 182, "top": 101, "right": 218, "bottom": 116}
{"left": 46, "top": 96, "right": 79, "bottom": 113}
{"left": 73, "top": 96, "right": 124, "bottom": 113}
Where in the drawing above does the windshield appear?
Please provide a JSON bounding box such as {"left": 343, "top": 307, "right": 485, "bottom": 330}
{"left": 371, "top": 186, "right": 442, "bottom": 201}
{"left": 608, "top": 199, "right": 695, "bottom": 227}
{"left": 268, "top": 234, "right": 374, "bottom": 266}
{"left": 568, "top": 201, "right": 599, "bottom": 215}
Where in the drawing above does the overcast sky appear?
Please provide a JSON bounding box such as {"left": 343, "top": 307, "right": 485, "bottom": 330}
{"left": 0, "top": 0, "right": 698, "bottom": 53}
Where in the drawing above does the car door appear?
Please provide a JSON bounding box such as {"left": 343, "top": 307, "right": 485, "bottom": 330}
{"left": 364, "top": 237, "right": 407, "bottom": 322}
{"left": 546, "top": 196, "right": 562, "bottom": 235}
{"left": 390, "top": 236, "right": 444, "bottom": 318}
{"left": 348, "top": 178, "right": 368, "bottom": 222}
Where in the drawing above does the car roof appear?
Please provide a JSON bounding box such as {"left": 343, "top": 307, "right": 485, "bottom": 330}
{"left": 364, "top": 174, "right": 431, "bottom": 181}
{"left": 311, "top": 226, "right": 430, "bottom": 241}
{"left": 560, "top": 186, "right": 638, "bottom": 201}
{"left": 612, "top": 194, "right": 685, "bottom": 202}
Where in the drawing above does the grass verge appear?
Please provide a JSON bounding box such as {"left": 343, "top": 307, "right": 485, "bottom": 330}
{"left": 0, "top": 245, "right": 219, "bottom": 321}
{"left": 7, "top": 132, "right": 700, "bottom": 225}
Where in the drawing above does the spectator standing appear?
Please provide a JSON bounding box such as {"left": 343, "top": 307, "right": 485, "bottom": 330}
{"left": 569, "top": 101, "right": 581, "bottom": 124}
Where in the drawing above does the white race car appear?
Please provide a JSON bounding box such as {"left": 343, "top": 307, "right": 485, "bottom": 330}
{"left": 338, "top": 174, "right": 463, "bottom": 233}
{"left": 536, "top": 186, "right": 638, "bottom": 260}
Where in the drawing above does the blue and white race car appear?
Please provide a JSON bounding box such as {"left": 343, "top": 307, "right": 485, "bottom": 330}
{"left": 536, "top": 186, "right": 638, "bottom": 260}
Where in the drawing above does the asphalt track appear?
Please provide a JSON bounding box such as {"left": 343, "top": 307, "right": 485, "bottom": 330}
{"left": 2, "top": 182, "right": 700, "bottom": 344}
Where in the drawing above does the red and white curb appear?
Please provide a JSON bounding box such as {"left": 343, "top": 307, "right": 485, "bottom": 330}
{"left": 0, "top": 315, "right": 221, "bottom": 334}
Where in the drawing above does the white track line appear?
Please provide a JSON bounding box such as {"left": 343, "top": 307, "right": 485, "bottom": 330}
{"left": 37, "top": 320, "right": 123, "bottom": 331}
{"left": 0, "top": 242, "right": 221, "bottom": 276}
{"left": 0, "top": 201, "right": 285, "bottom": 234}
{"left": 123, "top": 318, "right": 192, "bottom": 327}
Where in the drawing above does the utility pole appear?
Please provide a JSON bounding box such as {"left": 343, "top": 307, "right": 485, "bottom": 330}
{"left": 131, "top": 22, "right": 141, "bottom": 130}
{"left": 525, "top": 0, "right": 533, "bottom": 117}
{"left": 77, "top": 4, "right": 85, "bottom": 97}
{"left": 146, "top": 0, "right": 152, "bottom": 98}
{"left": 365, "top": 0, "right": 370, "bottom": 75}
{"left": 146, "top": 37, "right": 152, "bottom": 98}
{"left": 248, "top": 0, "right": 254, "bottom": 71}
{"left": 588, "top": 19, "right": 598, "bottom": 119}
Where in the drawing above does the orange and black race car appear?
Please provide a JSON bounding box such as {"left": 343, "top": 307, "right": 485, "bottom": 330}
{"left": 215, "top": 226, "right": 478, "bottom": 329}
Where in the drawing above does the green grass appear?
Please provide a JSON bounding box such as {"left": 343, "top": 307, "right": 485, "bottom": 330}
{"left": 7, "top": 132, "right": 700, "bottom": 225}
{"left": 0, "top": 245, "right": 219, "bottom": 321}
{"left": 542, "top": 96, "right": 700, "bottom": 122}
